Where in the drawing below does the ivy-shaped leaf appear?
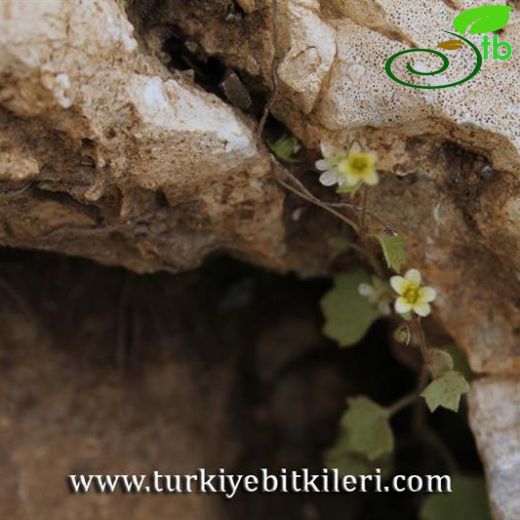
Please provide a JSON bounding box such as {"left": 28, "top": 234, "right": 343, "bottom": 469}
{"left": 268, "top": 134, "right": 300, "bottom": 162}
{"left": 442, "top": 344, "right": 473, "bottom": 381}
{"left": 340, "top": 396, "right": 394, "bottom": 460}
{"left": 326, "top": 445, "right": 393, "bottom": 478}
{"left": 376, "top": 233, "right": 408, "bottom": 273}
{"left": 420, "top": 475, "right": 492, "bottom": 520}
{"left": 429, "top": 348, "right": 454, "bottom": 379}
{"left": 326, "top": 398, "right": 393, "bottom": 477}
{"left": 321, "top": 270, "right": 382, "bottom": 347}
{"left": 453, "top": 5, "right": 513, "bottom": 35}
{"left": 421, "top": 370, "right": 469, "bottom": 412}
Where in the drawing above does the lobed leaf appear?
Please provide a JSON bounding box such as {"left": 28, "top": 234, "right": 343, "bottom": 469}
{"left": 429, "top": 348, "right": 454, "bottom": 379}
{"left": 325, "top": 445, "right": 393, "bottom": 478}
{"left": 340, "top": 396, "right": 394, "bottom": 461}
{"left": 421, "top": 370, "right": 469, "bottom": 412}
{"left": 442, "top": 344, "right": 473, "bottom": 381}
{"left": 321, "top": 270, "right": 382, "bottom": 347}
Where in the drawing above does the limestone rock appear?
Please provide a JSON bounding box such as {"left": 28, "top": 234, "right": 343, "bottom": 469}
{"left": 469, "top": 378, "right": 520, "bottom": 520}
{"left": 2, "top": 1, "right": 520, "bottom": 517}
{"left": 0, "top": 0, "right": 284, "bottom": 273}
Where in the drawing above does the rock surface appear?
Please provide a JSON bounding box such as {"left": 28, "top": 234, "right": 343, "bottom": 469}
{"left": 1, "top": 0, "right": 520, "bottom": 518}
{"left": 0, "top": 0, "right": 284, "bottom": 273}
{"left": 469, "top": 378, "right": 520, "bottom": 520}
{"left": 0, "top": 254, "right": 238, "bottom": 520}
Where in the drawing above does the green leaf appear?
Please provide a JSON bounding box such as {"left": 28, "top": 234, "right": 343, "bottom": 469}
{"left": 420, "top": 475, "right": 492, "bottom": 520}
{"left": 321, "top": 270, "right": 382, "bottom": 347}
{"left": 453, "top": 5, "right": 513, "bottom": 35}
{"left": 429, "top": 348, "right": 454, "bottom": 379}
{"left": 442, "top": 344, "right": 473, "bottom": 381}
{"left": 376, "top": 233, "right": 408, "bottom": 273}
{"left": 267, "top": 134, "right": 300, "bottom": 162}
{"left": 326, "top": 445, "right": 373, "bottom": 476}
{"left": 325, "top": 446, "right": 392, "bottom": 478}
{"left": 340, "top": 396, "right": 394, "bottom": 460}
{"left": 421, "top": 370, "right": 469, "bottom": 412}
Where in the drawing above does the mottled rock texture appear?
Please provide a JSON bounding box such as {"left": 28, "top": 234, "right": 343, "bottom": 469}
{"left": 0, "top": 254, "right": 245, "bottom": 520}
{"left": 1, "top": 0, "right": 520, "bottom": 517}
{"left": 0, "top": 0, "right": 284, "bottom": 273}
{"left": 469, "top": 378, "right": 520, "bottom": 520}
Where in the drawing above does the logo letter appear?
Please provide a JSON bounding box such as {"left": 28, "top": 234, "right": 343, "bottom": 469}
{"left": 481, "top": 35, "right": 491, "bottom": 60}
{"left": 493, "top": 34, "right": 512, "bottom": 60}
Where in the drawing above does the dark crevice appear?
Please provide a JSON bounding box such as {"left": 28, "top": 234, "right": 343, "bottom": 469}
{"left": 162, "top": 26, "right": 270, "bottom": 118}
{"left": 441, "top": 141, "right": 496, "bottom": 235}
{"left": 30, "top": 184, "right": 101, "bottom": 221}
{"left": 124, "top": 0, "right": 274, "bottom": 119}
{"left": 0, "top": 249, "right": 485, "bottom": 519}
{"left": 163, "top": 26, "right": 226, "bottom": 92}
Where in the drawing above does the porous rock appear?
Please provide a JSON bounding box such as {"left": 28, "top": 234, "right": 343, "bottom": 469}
{"left": 2, "top": 1, "right": 520, "bottom": 518}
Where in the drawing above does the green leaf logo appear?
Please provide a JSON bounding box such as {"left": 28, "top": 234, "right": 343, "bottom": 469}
{"left": 453, "top": 5, "right": 513, "bottom": 35}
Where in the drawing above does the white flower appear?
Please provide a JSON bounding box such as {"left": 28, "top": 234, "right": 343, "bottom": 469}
{"left": 315, "top": 141, "right": 378, "bottom": 189}
{"left": 359, "top": 277, "right": 392, "bottom": 315}
{"left": 390, "top": 269, "right": 437, "bottom": 318}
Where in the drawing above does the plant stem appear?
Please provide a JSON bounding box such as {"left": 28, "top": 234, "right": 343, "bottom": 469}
{"left": 413, "top": 395, "right": 459, "bottom": 474}
{"left": 413, "top": 317, "right": 431, "bottom": 372}
{"left": 386, "top": 391, "right": 420, "bottom": 417}
{"left": 275, "top": 174, "right": 387, "bottom": 276}
{"left": 272, "top": 159, "right": 397, "bottom": 279}
{"left": 386, "top": 362, "right": 430, "bottom": 418}
{"left": 273, "top": 165, "right": 360, "bottom": 232}
{"left": 327, "top": 202, "right": 397, "bottom": 235}
{"left": 360, "top": 185, "right": 369, "bottom": 233}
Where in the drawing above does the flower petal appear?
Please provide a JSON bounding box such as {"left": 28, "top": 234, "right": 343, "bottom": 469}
{"left": 418, "top": 286, "right": 437, "bottom": 303}
{"left": 390, "top": 276, "right": 407, "bottom": 294}
{"left": 405, "top": 269, "right": 421, "bottom": 285}
{"left": 344, "top": 171, "right": 361, "bottom": 187}
{"left": 319, "top": 170, "right": 339, "bottom": 186}
{"left": 413, "top": 302, "right": 431, "bottom": 317}
{"left": 320, "top": 141, "right": 336, "bottom": 158}
{"left": 358, "top": 283, "right": 374, "bottom": 297}
{"left": 315, "top": 159, "right": 330, "bottom": 171}
{"left": 363, "top": 169, "right": 379, "bottom": 186}
{"left": 395, "top": 297, "right": 412, "bottom": 314}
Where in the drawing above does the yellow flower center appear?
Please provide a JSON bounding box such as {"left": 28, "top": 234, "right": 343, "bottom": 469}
{"left": 403, "top": 285, "right": 420, "bottom": 304}
{"left": 350, "top": 157, "right": 369, "bottom": 174}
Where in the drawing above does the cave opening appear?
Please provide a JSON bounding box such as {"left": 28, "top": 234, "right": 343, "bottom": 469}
{"left": 0, "top": 248, "right": 483, "bottom": 519}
